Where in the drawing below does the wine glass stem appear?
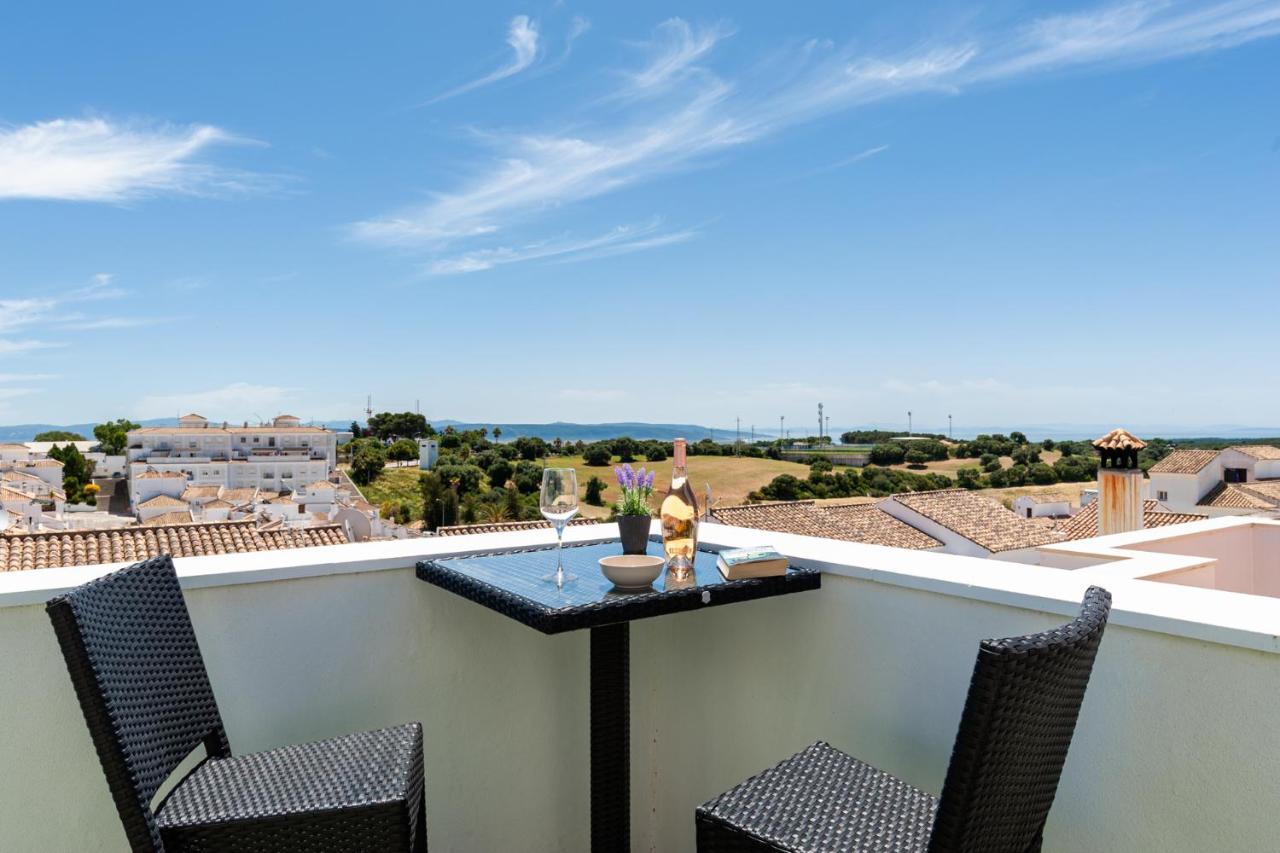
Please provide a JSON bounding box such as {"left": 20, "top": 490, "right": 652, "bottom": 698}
{"left": 555, "top": 527, "right": 565, "bottom": 580}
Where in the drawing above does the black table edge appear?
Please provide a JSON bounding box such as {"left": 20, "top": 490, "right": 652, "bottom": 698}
{"left": 414, "top": 542, "right": 821, "bottom": 635}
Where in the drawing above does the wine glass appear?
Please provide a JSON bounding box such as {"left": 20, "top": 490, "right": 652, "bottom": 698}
{"left": 540, "top": 468, "right": 579, "bottom": 585}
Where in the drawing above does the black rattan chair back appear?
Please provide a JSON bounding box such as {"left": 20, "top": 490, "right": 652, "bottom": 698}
{"left": 47, "top": 555, "right": 230, "bottom": 853}
{"left": 927, "top": 586, "right": 1111, "bottom": 853}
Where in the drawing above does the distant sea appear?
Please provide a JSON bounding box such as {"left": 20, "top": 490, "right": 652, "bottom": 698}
{"left": 3, "top": 418, "right": 1278, "bottom": 445}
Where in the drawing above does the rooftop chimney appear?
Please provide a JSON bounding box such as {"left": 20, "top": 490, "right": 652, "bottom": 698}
{"left": 1092, "top": 428, "right": 1146, "bottom": 536}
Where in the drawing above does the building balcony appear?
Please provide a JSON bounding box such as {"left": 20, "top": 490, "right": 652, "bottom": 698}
{"left": 1, "top": 521, "right": 1277, "bottom": 851}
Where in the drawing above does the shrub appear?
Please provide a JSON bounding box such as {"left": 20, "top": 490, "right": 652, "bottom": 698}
{"left": 869, "top": 442, "right": 907, "bottom": 466}
{"left": 643, "top": 442, "right": 667, "bottom": 462}
{"left": 905, "top": 449, "right": 929, "bottom": 469}
{"left": 1029, "top": 462, "right": 1059, "bottom": 485}
{"left": 583, "top": 443, "right": 613, "bottom": 466}
{"left": 957, "top": 467, "right": 984, "bottom": 490}
{"left": 611, "top": 437, "right": 639, "bottom": 463}
{"left": 585, "top": 476, "right": 606, "bottom": 506}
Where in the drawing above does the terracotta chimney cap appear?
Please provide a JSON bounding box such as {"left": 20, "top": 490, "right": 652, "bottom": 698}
{"left": 1092, "top": 428, "right": 1146, "bottom": 451}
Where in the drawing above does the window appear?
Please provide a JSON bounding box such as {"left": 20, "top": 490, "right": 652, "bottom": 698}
{"left": 1157, "top": 491, "right": 1168, "bottom": 502}
{"left": 1025, "top": 508, "right": 1033, "bottom": 518}
{"left": 1225, "top": 468, "right": 1247, "bottom": 483}
{"left": 254, "top": 437, "right": 260, "bottom": 444}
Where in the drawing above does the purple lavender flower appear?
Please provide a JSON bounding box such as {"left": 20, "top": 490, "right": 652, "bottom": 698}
{"left": 614, "top": 465, "right": 624, "bottom": 486}
{"left": 645, "top": 470, "right": 655, "bottom": 489}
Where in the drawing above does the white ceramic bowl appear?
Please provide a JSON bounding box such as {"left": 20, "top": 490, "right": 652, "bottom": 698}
{"left": 599, "top": 554, "right": 664, "bottom": 589}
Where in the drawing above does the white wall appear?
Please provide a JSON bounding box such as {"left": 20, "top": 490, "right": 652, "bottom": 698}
{"left": 2, "top": 528, "right": 1279, "bottom": 852}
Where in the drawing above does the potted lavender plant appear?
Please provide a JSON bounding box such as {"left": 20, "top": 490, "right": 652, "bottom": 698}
{"left": 613, "top": 463, "right": 655, "bottom": 554}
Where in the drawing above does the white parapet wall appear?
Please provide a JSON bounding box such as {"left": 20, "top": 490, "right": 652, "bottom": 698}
{"left": 1, "top": 523, "right": 1278, "bottom": 851}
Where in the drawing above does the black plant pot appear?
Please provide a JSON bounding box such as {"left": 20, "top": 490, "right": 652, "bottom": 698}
{"left": 617, "top": 515, "right": 651, "bottom": 555}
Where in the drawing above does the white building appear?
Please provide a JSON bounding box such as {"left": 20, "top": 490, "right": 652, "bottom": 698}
{"left": 1148, "top": 445, "right": 1280, "bottom": 517}
{"left": 1012, "top": 493, "right": 1073, "bottom": 519}
{"left": 127, "top": 414, "right": 337, "bottom": 504}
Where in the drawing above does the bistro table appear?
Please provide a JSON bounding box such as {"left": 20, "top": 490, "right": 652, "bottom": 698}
{"left": 416, "top": 538, "right": 820, "bottom": 852}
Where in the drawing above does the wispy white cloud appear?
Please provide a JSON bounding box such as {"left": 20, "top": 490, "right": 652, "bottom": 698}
{"left": 0, "top": 373, "right": 57, "bottom": 382}
{"left": 0, "top": 272, "right": 162, "bottom": 353}
{"left": 359, "top": 1, "right": 1280, "bottom": 275}
{"left": 424, "top": 220, "right": 696, "bottom": 275}
{"left": 136, "top": 382, "right": 293, "bottom": 421}
{"left": 620, "top": 18, "right": 733, "bottom": 96}
{"left": 0, "top": 118, "right": 262, "bottom": 202}
{"left": 428, "top": 16, "right": 541, "bottom": 103}
{"left": 0, "top": 339, "right": 59, "bottom": 355}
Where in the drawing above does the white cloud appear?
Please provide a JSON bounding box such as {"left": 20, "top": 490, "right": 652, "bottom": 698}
{"left": 135, "top": 382, "right": 293, "bottom": 420}
{"left": 423, "top": 220, "right": 696, "bottom": 275}
{"left": 620, "top": 18, "right": 733, "bottom": 96}
{"left": 428, "top": 16, "right": 541, "bottom": 103}
{"left": 0, "top": 118, "right": 259, "bottom": 202}
{"left": 358, "top": 1, "right": 1280, "bottom": 274}
{"left": 0, "top": 339, "right": 58, "bottom": 354}
{"left": 0, "top": 272, "right": 164, "bottom": 354}
{"left": 0, "top": 373, "right": 57, "bottom": 382}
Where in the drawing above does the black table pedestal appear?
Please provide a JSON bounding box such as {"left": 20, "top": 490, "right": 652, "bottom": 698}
{"left": 590, "top": 622, "right": 629, "bottom": 852}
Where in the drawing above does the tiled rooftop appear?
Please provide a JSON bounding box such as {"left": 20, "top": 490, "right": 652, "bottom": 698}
{"left": 141, "top": 511, "right": 196, "bottom": 526}
{"left": 138, "top": 494, "right": 188, "bottom": 509}
{"left": 1228, "top": 445, "right": 1280, "bottom": 460}
{"left": 0, "top": 519, "right": 349, "bottom": 572}
{"left": 1197, "top": 482, "right": 1275, "bottom": 510}
{"left": 712, "top": 501, "right": 942, "bottom": 550}
{"left": 435, "top": 518, "right": 601, "bottom": 537}
{"left": 1149, "top": 449, "right": 1220, "bottom": 475}
{"left": 1092, "top": 428, "right": 1146, "bottom": 451}
{"left": 1057, "top": 500, "right": 1208, "bottom": 541}
{"left": 890, "top": 489, "right": 1067, "bottom": 553}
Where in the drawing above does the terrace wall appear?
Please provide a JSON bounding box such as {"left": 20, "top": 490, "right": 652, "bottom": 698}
{"left": 1, "top": 525, "right": 1277, "bottom": 851}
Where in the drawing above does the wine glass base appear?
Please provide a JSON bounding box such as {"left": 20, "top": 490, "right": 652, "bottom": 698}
{"left": 541, "top": 571, "right": 578, "bottom": 584}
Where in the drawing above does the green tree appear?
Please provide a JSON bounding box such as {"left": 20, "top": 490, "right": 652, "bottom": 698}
{"left": 513, "top": 460, "right": 543, "bottom": 494}
{"left": 584, "top": 476, "right": 606, "bottom": 506}
{"left": 1041, "top": 438, "right": 1056, "bottom": 451}
{"left": 349, "top": 421, "right": 363, "bottom": 439}
{"left": 92, "top": 418, "right": 140, "bottom": 455}
{"left": 1011, "top": 431, "right": 1029, "bottom": 445}
{"left": 350, "top": 443, "right": 387, "bottom": 485}
{"left": 440, "top": 487, "right": 459, "bottom": 527}
{"left": 1029, "top": 462, "right": 1059, "bottom": 485}
{"left": 487, "top": 458, "right": 514, "bottom": 489}
{"left": 504, "top": 486, "right": 521, "bottom": 520}
{"left": 905, "top": 449, "right": 929, "bottom": 469}
{"left": 434, "top": 463, "right": 485, "bottom": 496}
{"left": 48, "top": 442, "right": 94, "bottom": 504}
{"left": 492, "top": 426, "right": 503, "bottom": 442}
{"left": 956, "top": 467, "right": 984, "bottom": 490}
{"left": 513, "top": 436, "right": 548, "bottom": 461}
{"left": 34, "top": 430, "right": 86, "bottom": 442}
{"left": 643, "top": 442, "right": 668, "bottom": 462}
{"left": 367, "top": 411, "right": 431, "bottom": 441}
{"left": 869, "top": 442, "right": 907, "bottom": 465}
{"left": 583, "top": 443, "right": 613, "bottom": 466}
{"left": 387, "top": 439, "right": 419, "bottom": 461}
{"left": 611, "top": 436, "right": 639, "bottom": 463}
{"left": 419, "top": 471, "right": 447, "bottom": 531}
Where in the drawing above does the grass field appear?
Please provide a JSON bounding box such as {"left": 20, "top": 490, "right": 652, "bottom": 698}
{"left": 882, "top": 450, "right": 1063, "bottom": 476}
{"left": 538, "top": 454, "right": 811, "bottom": 519}
{"left": 351, "top": 466, "right": 424, "bottom": 519}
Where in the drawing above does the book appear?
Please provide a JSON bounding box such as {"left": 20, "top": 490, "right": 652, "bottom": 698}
{"left": 716, "top": 546, "right": 788, "bottom": 579}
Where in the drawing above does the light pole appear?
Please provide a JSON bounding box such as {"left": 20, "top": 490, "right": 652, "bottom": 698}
{"left": 908, "top": 411, "right": 913, "bottom": 436}
{"left": 948, "top": 414, "right": 953, "bottom": 439}
{"left": 780, "top": 415, "right": 785, "bottom": 446}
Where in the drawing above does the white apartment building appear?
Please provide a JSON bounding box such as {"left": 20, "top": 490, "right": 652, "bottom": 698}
{"left": 127, "top": 414, "right": 337, "bottom": 508}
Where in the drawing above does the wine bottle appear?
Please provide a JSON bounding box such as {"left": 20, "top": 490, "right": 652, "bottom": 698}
{"left": 660, "top": 437, "right": 699, "bottom": 576}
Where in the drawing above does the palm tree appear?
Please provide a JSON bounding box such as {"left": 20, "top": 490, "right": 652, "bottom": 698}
{"left": 482, "top": 502, "right": 509, "bottom": 523}
{"left": 493, "top": 426, "right": 503, "bottom": 442}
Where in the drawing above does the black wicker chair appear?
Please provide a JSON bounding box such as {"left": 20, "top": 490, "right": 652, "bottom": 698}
{"left": 46, "top": 555, "right": 428, "bottom": 853}
{"left": 696, "top": 586, "right": 1111, "bottom": 853}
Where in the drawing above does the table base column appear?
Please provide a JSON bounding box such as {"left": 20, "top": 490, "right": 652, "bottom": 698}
{"left": 590, "top": 622, "right": 629, "bottom": 852}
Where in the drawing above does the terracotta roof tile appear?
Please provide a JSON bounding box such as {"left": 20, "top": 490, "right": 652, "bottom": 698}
{"left": 141, "top": 511, "right": 195, "bottom": 526}
{"left": 435, "top": 518, "right": 601, "bottom": 537}
{"left": 1196, "top": 480, "right": 1280, "bottom": 509}
{"left": 135, "top": 470, "right": 188, "bottom": 480}
{"left": 1149, "top": 450, "right": 1220, "bottom": 475}
{"left": 181, "top": 485, "right": 223, "bottom": 500}
{"left": 890, "top": 489, "right": 1066, "bottom": 553}
{"left": 0, "top": 519, "right": 349, "bottom": 572}
{"left": 1227, "top": 445, "right": 1280, "bottom": 461}
{"left": 712, "top": 501, "right": 941, "bottom": 550}
{"left": 138, "top": 494, "right": 188, "bottom": 509}
{"left": 1058, "top": 500, "right": 1208, "bottom": 540}
{"left": 1092, "top": 428, "right": 1147, "bottom": 451}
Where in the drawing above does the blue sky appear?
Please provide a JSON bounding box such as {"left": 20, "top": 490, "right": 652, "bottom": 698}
{"left": 1, "top": 1, "right": 1278, "bottom": 432}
